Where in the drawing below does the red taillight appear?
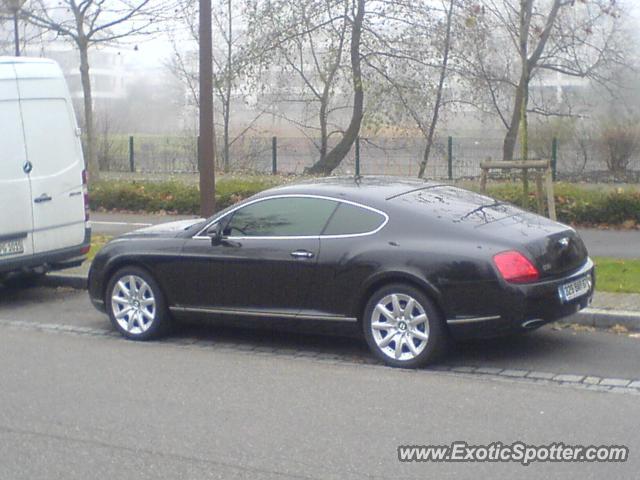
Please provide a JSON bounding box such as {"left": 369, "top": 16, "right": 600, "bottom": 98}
{"left": 82, "top": 169, "right": 90, "bottom": 221}
{"left": 493, "top": 251, "right": 539, "bottom": 284}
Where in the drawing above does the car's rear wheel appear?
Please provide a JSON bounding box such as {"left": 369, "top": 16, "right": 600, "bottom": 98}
{"left": 363, "top": 284, "right": 445, "bottom": 368}
{"left": 106, "top": 266, "right": 171, "bottom": 340}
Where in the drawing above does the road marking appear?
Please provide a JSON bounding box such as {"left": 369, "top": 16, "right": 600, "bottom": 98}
{"left": 0, "top": 318, "right": 638, "bottom": 395}
{"left": 92, "top": 221, "right": 153, "bottom": 227}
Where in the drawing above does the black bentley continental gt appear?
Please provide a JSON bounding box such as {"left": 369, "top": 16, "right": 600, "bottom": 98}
{"left": 88, "top": 176, "right": 594, "bottom": 368}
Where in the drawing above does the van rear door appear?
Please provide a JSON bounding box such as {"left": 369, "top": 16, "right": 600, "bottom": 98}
{"left": 15, "top": 62, "right": 86, "bottom": 254}
{"left": 0, "top": 62, "right": 34, "bottom": 264}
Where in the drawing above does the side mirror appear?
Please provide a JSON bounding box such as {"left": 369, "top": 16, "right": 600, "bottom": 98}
{"left": 207, "top": 223, "right": 223, "bottom": 246}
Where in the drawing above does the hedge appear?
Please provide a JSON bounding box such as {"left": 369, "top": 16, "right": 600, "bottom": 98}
{"left": 89, "top": 178, "right": 640, "bottom": 227}
{"left": 89, "top": 177, "right": 283, "bottom": 214}
{"left": 483, "top": 183, "right": 640, "bottom": 227}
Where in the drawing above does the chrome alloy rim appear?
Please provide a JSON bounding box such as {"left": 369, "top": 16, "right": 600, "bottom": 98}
{"left": 111, "top": 275, "right": 156, "bottom": 335}
{"left": 370, "top": 294, "right": 429, "bottom": 361}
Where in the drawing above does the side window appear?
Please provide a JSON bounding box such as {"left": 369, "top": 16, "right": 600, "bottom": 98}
{"left": 225, "top": 197, "right": 337, "bottom": 237}
{"left": 322, "top": 203, "right": 385, "bottom": 235}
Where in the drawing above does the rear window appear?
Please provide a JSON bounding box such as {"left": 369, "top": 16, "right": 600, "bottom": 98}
{"left": 323, "top": 203, "right": 385, "bottom": 236}
{"left": 396, "top": 186, "right": 524, "bottom": 226}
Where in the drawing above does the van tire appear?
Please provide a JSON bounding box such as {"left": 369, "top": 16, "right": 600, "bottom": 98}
{"left": 2, "top": 272, "right": 44, "bottom": 289}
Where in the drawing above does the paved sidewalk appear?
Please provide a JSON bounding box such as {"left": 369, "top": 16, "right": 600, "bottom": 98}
{"left": 41, "top": 264, "right": 640, "bottom": 332}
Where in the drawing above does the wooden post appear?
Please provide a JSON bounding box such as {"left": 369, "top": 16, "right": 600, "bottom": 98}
{"left": 480, "top": 168, "right": 487, "bottom": 193}
{"left": 128, "top": 136, "right": 135, "bottom": 173}
{"left": 551, "top": 137, "right": 558, "bottom": 181}
{"left": 271, "top": 136, "right": 277, "bottom": 175}
{"left": 447, "top": 136, "right": 453, "bottom": 180}
{"left": 355, "top": 136, "right": 360, "bottom": 176}
{"left": 522, "top": 168, "right": 529, "bottom": 209}
{"left": 535, "top": 172, "right": 544, "bottom": 215}
{"left": 545, "top": 167, "right": 557, "bottom": 221}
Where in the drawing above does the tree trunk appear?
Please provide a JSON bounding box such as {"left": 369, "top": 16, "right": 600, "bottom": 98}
{"left": 418, "top": 0, "right": 455, "bottom": 178}
{"left": 223, "top": 0, "right": 232, "bottom": 173}
{"left": 223, "top": 100, "right": 230, "bottom": 173}
{"left": 502, "top": 73, "right": 526, "bottom": 161}
{"left": 503, "top": 0, "right": 535, "bottom": 162}
{"left": 306, "top": 0, "right": 365, "bottom": 175}
{"left": 199, "top": 0, "right": 216, "bottom": 216}
{"left": 318, "top": 91, "right": 329, "bottom": 163}
{"left": 78, "top": 38, "right": 99, "bottom": 181}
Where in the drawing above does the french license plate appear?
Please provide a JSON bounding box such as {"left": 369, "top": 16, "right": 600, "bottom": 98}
{"left": 559, "top": 275, "right": 591, "bottom": 303}
{"left": 0, "top": 238, "right": 24, "bottom": 257}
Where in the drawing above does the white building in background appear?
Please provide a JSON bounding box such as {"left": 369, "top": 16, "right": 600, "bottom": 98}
{"left": 45, "top": 46, "right": 132, "bottom": 105}
{"left": 530, "top": 69, "right": 590, "bottom": 106}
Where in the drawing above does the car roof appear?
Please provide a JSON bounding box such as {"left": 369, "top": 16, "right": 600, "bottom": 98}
{"left": 256, "top": 176, "right": 446, "bottom": 208}
{"left": 0, "top": 56, "right": 57, "bottom": 65}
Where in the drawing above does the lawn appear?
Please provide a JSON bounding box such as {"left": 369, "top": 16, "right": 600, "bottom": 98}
{"left": 593, "top": 257, "right": 640, "bottom": 294}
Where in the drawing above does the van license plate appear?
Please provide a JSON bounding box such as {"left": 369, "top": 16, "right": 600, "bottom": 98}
{"left": 0, "top": 239, "right": 24, "bottom": 257}
{"left": 559, "top": 275, "right": 591, "bottom": 303}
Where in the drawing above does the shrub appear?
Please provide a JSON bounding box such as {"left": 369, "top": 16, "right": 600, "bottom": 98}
{"left": 597, "top": 123, "right": 640, "bottom": 173}
{"left": 89, "top": 176, "right": 286, "bottom": 215}
{"left": 90, "top": 178, "right": 639, "bottom": 227}
{"left": 484, "top": 183, "right": 640, "bottom": 227}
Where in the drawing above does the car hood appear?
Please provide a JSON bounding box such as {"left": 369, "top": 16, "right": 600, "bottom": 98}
{"left": 123, "top": 218, "right": 205, "bottom": 238}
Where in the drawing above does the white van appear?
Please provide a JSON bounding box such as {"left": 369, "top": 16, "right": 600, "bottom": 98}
{"left": 0, "top": 57, "right": 90, "bottom": 284}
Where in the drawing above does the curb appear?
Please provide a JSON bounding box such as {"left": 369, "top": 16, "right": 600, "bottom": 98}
{"left": 41, "top": 273, "right": 640, "bottom": 332}
{"left": 564, "top": 308, "right": 640, "bottom": 332}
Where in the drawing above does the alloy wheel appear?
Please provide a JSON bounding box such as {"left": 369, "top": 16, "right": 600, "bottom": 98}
{"left": 370, "top": 293, "right": 430, "bottom": 361}
{"left": 111, "top": 274, "right": 156, "bottom": 335}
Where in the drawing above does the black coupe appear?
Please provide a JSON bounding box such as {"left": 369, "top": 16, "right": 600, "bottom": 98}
{"left": 89, "top": 176, "right": 594, "bottom": 367}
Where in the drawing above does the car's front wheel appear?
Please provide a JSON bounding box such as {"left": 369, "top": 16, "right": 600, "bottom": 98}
{"left": 363, "top": 284, "right": 445, "bottom": 368}
{"left": 106, "top": 266, "right": 171, "bottom": 340}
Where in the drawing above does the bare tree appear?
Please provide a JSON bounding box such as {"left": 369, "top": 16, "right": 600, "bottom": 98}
{"left": 364, "top": 0, "right": 460, "bottom": 178}
{"left": 169, "top": 0, "right": 266, "bottom": 173}
{"left": 458, "top": 0, "right": 626, "bottom": 161}
{"left": 21, "top": 0, "right": 170, "bottom": 180}
{"left": 307, "top": 0, "right": 364, "bottom": 174}
{"left": 248, "top": 0, "right": 365, "bottom": 175}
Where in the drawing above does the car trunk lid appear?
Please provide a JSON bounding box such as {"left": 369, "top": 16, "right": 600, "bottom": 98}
{"left": 522, "top": 228, "right": 588, "bottom": 279}
{"left": 390, "top": 185, "right": 588, "bottom": 279}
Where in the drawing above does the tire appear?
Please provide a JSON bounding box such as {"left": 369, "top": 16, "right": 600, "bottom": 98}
{"left": 2, "top": 272, "right": 44, "bottom": 289}
{"left": 105, "top": 266, "right": 171, "bottom": 340}
{"left": 362, "top": 283, "right": 446, "bottom": 368}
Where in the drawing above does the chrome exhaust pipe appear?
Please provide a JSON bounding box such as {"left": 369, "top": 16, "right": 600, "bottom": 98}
{"left": 521, "top": 319, "right": 545, "bottom": 329}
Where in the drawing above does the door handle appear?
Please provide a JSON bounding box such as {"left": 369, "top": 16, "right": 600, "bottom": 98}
{"left": 23, "top": 161, "right": 33, "bottom": 174}
{"left": 34, "top": 193, "right": 52, "bottom": 204}
{"left": 290, "top": 250, "right": 314, "bottom": 259}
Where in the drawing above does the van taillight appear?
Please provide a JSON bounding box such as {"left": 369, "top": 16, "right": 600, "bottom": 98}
{"left": 493, "top": 251, "right": 540, "bottom": 284}
{"left": 82, "top": 169, "right": 90, "bottom": 221}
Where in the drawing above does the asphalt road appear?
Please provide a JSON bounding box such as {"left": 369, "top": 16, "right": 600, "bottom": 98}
{"left": 91, "top": 212, "right": 640, "bottom": 258}
{"left": 0, "top": 285, "right": 638, "bottom": 479}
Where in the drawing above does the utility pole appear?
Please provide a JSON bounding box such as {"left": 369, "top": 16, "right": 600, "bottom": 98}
{"left": 198, "top": 0, "right": 216, "bottom": 217}
{"left": 13, "top": 9, "right": 19, "bottom": 56}
{"left": 5, "top": 0, "right": 25, "bottom": 56}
